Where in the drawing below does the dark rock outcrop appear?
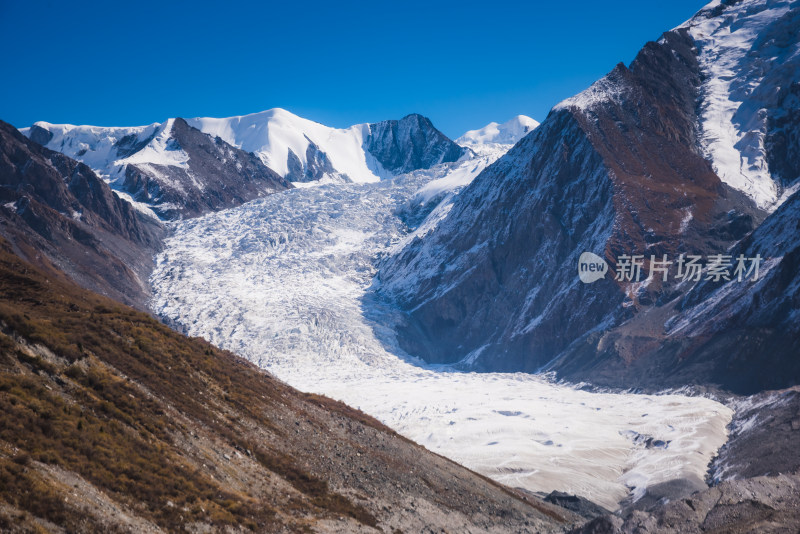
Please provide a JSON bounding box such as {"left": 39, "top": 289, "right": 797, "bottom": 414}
{"left": 285, "top": 136, "right": 337, "bottom": 182}
{"left": 571, "top": 474, "right": 800, "bottom": 533}
{"left": 544, "top": 491, "right": 610, "bottom": 520}
{"left": 573, "top": 387, "right": 800, "bottom": 534}
{"left": 766, "top": 81, "right": 800, "bottom": 189}
{"left": 26, "top": 123, "right": 53, "bottom": 147}
{"left": 711, "top": 387, "right": 800, "bottom": 481}
{"left": 552, "top": 185, "right": 800, "bottom": 394}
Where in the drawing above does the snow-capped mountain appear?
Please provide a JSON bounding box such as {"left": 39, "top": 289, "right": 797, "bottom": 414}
{"left": 189, "top": 108, "right": 378, "bottom": 183}
{"left": 456, "top": 115, "right": 539, "bottom": 147}
{"left": 121, "top": 118, "right": 292, "bottom": 219}
{"left": 189, "top": 109, "right": 468, "bottom": 182}
{"left": 24, "top": 109, "right": 467, "bottom": 218}
{"left": 363, "top": 114, "right": 471, "bottom": 175}
{"left": 376, "top": 0, "right": 799, "bottom": 392}
{"left": 24, "top": 118, "right": 291, "bottom": 219}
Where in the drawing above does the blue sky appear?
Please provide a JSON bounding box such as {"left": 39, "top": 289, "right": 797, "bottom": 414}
{"left": 1, "top": 0, "right": 708, "bottom": 138}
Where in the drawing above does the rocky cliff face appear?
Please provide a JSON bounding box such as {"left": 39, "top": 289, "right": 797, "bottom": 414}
{"left": 572, "top": 472, "right": 800, "bottom": 533}
{"left": 0, "top": 120, "right": 163, "bottom": 307}
{"left": 285, "top": 136, "right": 337, "bottom": 182}
{"left": 556, "top": 185, "right": 800, "bottom": 394}
{"left": 378, "top": 110, "right": 622, "bottom": 369}
{"left": 379, "top": 26, "right": 761, "bottom": 372}
{"left": 364, "top": 113, "right": 470, "bottom": 175}
{"left": 377, "top": 0, "right": 796, "bottom": 393}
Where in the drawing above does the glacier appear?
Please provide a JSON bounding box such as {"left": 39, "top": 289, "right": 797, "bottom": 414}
{"left": 150, "top": 146, "right": 732, "bottom": 511}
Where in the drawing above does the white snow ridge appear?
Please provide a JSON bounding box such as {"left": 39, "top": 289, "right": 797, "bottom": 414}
{"left": 188, "top": 108, "right": 387, "bottom": 183}
{"left": 457, "top": 115, "right": 540, "bottom": 148}
{"left": 150, "top": 150, "right": 732, "bottom": 511}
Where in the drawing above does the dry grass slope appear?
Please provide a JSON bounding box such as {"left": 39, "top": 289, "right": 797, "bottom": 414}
{"left": 0, "top": 238, "right": 379, "bottom": 531}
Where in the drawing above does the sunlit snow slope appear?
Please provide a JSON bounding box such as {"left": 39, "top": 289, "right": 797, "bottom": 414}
{"left": 150, "top": 156, "right": 731, "bottom": 511}
{"left": 188, "top": 109, "right": 382, "bottom": 183}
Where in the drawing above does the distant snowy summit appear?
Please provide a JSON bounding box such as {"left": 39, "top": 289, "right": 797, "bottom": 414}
{"left": 188, "top": 109, "right": 467, "bottom": 184}
{"left": 456, "top": 115, "right": 539, "bottom": 147}
{"left": 22, "top": 109, "right": 468, "bottom": 219}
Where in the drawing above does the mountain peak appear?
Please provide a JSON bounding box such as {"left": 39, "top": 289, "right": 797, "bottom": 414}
{"left": 365, "top": 114, "right": 470, "bottom": 175}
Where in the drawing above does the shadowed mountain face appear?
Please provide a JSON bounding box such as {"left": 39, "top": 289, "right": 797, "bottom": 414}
{"left": 0, "top": 120, "right": 163, "bottom": 308}
{"left": 767, "top": 81, "right": 800, "bottom": 187}
{"left": 0, "top": 239, "right": 578, "bottom": 533}
{"left": 364, "top": 114, "right": 470, "bottom": 175}
{"left": 377, "top": 1, "right": 798, "bottom": 393}
{"left": 553, "top": 185, "right": 800, "bottom": 394}
{"left": 378, "top": 28, "right": 762, "bottom": 373}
